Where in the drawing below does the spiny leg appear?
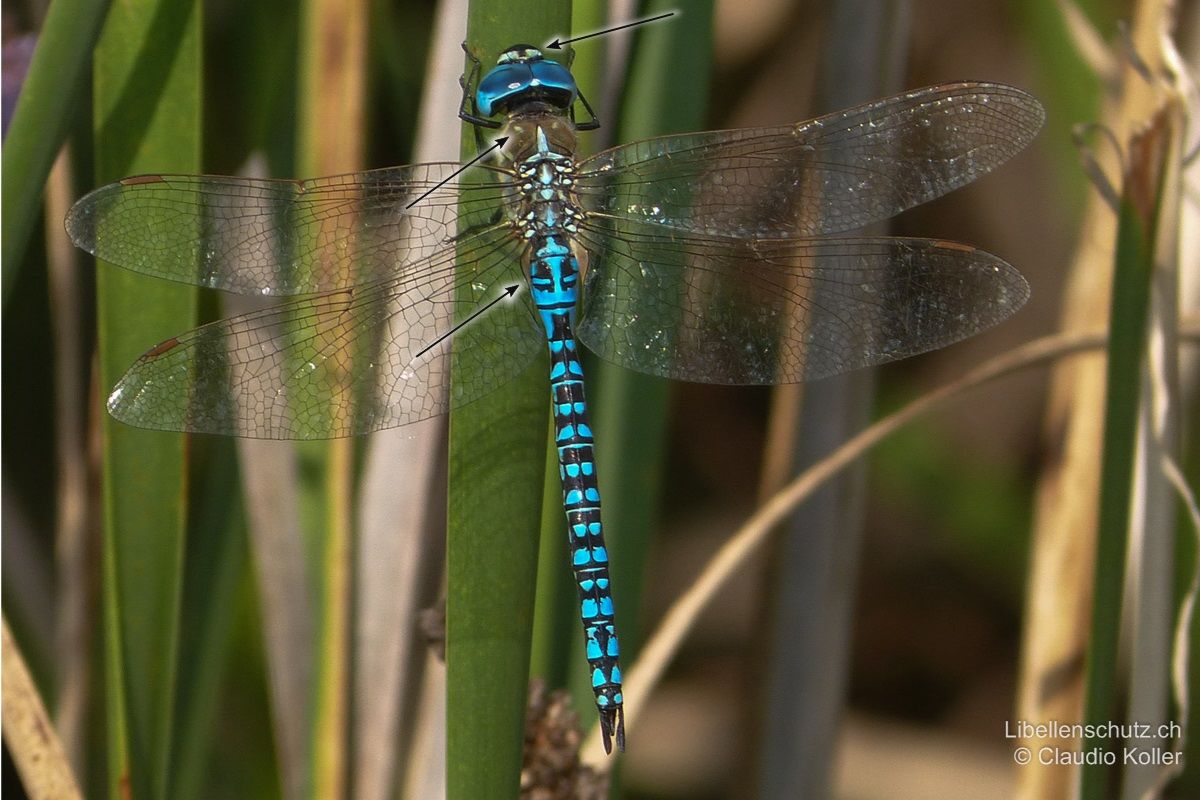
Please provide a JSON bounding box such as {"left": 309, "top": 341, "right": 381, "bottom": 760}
{"left": 458, "top": 41, "right": 501, "bottom": 142}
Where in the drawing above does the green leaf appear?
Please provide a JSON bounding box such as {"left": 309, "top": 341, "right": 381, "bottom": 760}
{"left": 172, "top": 440, "right": 249, "bottom": 800}
{"left": 446, "top": 2, "right": 568, "bottom": 796}
{"left": 1079, "top": 116, "right": 1166, "bottom": 800}
{"left": 92, "top": 0, "right": 203, "bottom": 797}
{"left": 2, "top": 0, "right": 113, "bottom": 304}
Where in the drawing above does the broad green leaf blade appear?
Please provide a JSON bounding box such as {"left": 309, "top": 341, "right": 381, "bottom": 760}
{"left": 93, "top": 0, "right": 202, "bottom": 798}
{"left": 172, "top": 440, "right": 249, "bottom": 800}
{"left": 447, "top": 3, "right": 566, "bottom": 796}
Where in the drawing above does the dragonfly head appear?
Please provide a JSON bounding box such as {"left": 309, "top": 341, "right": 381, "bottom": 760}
{"left": 476, "top": 43, "right": 578, "bottom": 118}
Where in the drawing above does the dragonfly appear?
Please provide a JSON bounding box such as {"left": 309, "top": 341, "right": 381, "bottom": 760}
{"left": 66, "top": 43, "right": 1044, "bottom": 754}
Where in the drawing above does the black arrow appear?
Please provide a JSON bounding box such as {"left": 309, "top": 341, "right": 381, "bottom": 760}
{"left": 546, "top": 11, "right": 676, "bottom": 49}
{"left": 405, "top": 137, "right": 508, "bottom": 209}
{"left": 415, "top": 285, "right": 520, "bottom": 358}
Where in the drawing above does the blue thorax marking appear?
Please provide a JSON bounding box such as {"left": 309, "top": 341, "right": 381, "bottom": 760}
{"left": 476, "top": 49, "right": 578, "bottom": 117}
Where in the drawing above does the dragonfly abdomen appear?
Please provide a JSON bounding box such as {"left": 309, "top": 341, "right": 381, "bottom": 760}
{"left": 519, "top": 126, "right": 626, "bottom": 751}
{"left": 544, "top": 310, "right": 625, "bottom": 754}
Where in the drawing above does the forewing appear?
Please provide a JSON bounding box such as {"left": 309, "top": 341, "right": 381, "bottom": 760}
{"left": 575, "top": 222, "right": 1028, "bottom": 384}
{"left": 574, "top": 83, "right": 1044, "bottom": 238}
{"left": 66, "top": 163, "right": 516, "bottom": 295}
{"left": 107, "top": 225, "right": 544, "bottom": 438}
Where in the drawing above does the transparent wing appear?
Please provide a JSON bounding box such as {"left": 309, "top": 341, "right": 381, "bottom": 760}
{"left": 107, "top": 225, "right": 545, "bottom": 439}
{"left": 574, "top": 83, "right": 1044, "bottom": 238}
{"left": 574, "top": 221, "right": 1028, "bottom": 384}
{"left": 66, "top": 163, "right": 516, "bottom": 295}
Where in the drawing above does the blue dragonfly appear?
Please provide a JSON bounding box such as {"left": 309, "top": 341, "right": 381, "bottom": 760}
{"left": 66, "top": 44, "right": 1043, "bottom": 754}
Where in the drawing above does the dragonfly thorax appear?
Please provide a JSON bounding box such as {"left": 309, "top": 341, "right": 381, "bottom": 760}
{"left": 507, "top": 123, "right": 585, "bottom": 336}
{"left": 502, "top": 114, "right": 577, "bottom": 163}
{"left": 510, "top": 127, "right": 582, "bottom": 240}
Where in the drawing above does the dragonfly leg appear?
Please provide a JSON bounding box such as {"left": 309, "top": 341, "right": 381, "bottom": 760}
{"left": 573, "top": 86, "right": 602, "bottom": 132}
{"left": 458, "top": 42, "right": 502, "bottom": 138}
{"left": 459, "top": 40, "right": 482, "bottom": 96}
{"left": 556, "top": 44, "right": 602, "bottom": 131}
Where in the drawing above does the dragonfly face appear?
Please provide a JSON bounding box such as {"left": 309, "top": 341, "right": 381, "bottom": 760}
{"left": 474, "top": 44, "right": 578, "bottom": 118}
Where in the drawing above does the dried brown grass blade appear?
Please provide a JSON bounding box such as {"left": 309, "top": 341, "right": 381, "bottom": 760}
{"left": 2, "top": 618, "right": 84, "bottom": 800}
{"left": 353, "top": 4, "right": 466, "bottom": 797}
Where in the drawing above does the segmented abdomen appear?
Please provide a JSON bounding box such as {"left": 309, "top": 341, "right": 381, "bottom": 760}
{"left": 544, "top": 309, "right": 624, "bottom": 753}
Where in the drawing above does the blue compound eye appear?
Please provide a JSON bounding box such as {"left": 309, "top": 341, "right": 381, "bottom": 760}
{"left": 475, "top": 48, "right": 578, "bottom": 117}
{"left": 530, "top": 59, "right": 577, "bottom": 101}
{"left": 476, "top": 63, "right": 529, "bottom": 116}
